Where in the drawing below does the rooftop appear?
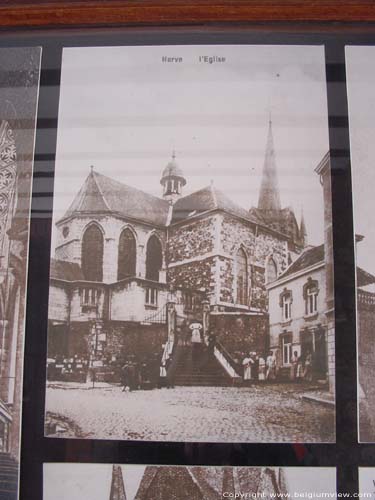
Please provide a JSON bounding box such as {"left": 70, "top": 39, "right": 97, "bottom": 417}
{"left": 278, "top": 244, "right": 324, "bottom": 280}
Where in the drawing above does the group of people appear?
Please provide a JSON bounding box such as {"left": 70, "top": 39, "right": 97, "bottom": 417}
{"left": 242, "top": 349, "right": 314, "bottom": 383}
{"left": 290, "top": 349, "right": 313, "bottom": 382}
{"left": 120, "top": 356, "right": 160, "bottom": 391}
{"left": 242, "top": 351, "right": 276, "bottom": 383}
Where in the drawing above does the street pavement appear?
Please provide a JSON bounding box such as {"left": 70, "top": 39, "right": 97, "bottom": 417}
{"left": 45, "top": 383, "right": 335, "bottom": 443}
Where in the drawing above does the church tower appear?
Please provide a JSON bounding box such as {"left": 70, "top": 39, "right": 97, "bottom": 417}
{"left": 299, "top": 209, "right": 307, "bottom": 246}
{"left": 160, "top": 152, "right": 186, "bottom": 204}
{"left": 109, "top": 465, "right": 127, "bottom": 500}
{"left": 257, "top": 118, "right": 281, "bottom": 213}
{"left": 249, "top": 117, "right": 305, "bottom": 251}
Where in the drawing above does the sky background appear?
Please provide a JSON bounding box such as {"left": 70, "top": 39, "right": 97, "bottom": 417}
{"left": 346, "top": 46, "right": 375, "bottom": 276}
{"left": 43, "top": 464, "right": 336, "bottom": 500}
{"left": 50, "top": 45, "right": 330, "bottom": 250}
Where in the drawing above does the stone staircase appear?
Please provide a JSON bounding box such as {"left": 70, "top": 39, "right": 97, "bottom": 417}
{"left": 0, "top": 453, "right": 18, "bottom": 500}
{"left": 173, "top": 344, "right": 231, "bottom": 386}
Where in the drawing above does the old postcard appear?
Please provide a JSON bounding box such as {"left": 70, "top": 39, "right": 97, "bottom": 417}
{"left": 45, "top": 44, "right": 335, "bottom": 443}
{"left": 43, "top": 464, "right": 337, "bottom": 500}
{"left": 346, "top": 46, "right": 375, "bottom": 442}
{"left": 0, "top": 47, "right": 41, "bottom": 500}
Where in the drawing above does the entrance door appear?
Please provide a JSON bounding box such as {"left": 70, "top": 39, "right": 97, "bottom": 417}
{"left": 314, "top": 327, "right": 327, "bottom": 379}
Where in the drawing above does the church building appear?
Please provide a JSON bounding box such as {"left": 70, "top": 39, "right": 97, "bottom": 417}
{"left": 47, "top": 120, "right": 307, "bottom": 385}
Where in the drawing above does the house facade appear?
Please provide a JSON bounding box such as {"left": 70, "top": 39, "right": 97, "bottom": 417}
{"left": 267, "top": 245, "right": 328, "bottom": 380}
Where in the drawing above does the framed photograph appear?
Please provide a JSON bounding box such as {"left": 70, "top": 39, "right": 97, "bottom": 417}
{"left": 0, "top": 46, "right": 41, "bottom": 500}
{"left": 41, "top": 43, "right": 335, "bottom": 444}
{"left": 43, "top": 464, "right": 337, "bottom": 500}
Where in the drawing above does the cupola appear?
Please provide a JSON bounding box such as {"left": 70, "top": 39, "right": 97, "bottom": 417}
{"left": 160, "top": 152, "right": 186, "bottom": 204}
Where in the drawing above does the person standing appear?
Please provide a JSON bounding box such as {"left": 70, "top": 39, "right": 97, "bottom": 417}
{"left": 266, "top": 351, "right": 276, "bottom": 381}
{"left": 242, "top": 353, "right": 254, "bottom": 384}
{"left": 303, "top": 350, "right": 313, "bottom": 382}
{"left": 190, "top": 323, "right": 203, "bottom": 364}
{"left": 258, "top": 356, "right": 266, "bottom": 381}
{"left": 290, "top": 350, "right": 299, "bottom": 381}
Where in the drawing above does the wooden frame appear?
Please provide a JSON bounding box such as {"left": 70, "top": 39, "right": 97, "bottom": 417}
{"left": 1, "top": 0, "right": 375, "bottom": 29}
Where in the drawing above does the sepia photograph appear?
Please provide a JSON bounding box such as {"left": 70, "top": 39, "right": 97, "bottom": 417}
{"left": 43, "top": 463, "right": 337, "bottom": 500}
{"left": 0, "top": 47, "right": 41, "bottom": 500}
{"left": 346, "top": 45, "right": 375, "bottom": 442}
{"left": 44, "top": 44, "right": 335, "bottom": 443}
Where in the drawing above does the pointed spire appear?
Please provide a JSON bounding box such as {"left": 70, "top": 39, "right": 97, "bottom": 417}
{"left": 109, "top": 465, "right": 127, "bottom": 500}
{"left": 258, "top": 117, "right": 281, "bottom": 212}
{"left": 299, "top": 208, "right": 307, "bottom": 245}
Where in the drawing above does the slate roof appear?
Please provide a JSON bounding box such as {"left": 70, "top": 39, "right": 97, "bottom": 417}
{"left": 59, "top": 170, "right": 290, "bottom": 236}
{"left": 171, "top": 184, "right": 260, "bottom": 224}
{"left": 59, "top": 170, "right": 170, "bottom": 227}
{"left": 357, "top": 266, "right": 375, "bottom": 287}
{"left": 278, "top": 244, "right": 324, "bottom": 279}
{"left": 50, "top": 258, "right": 84, "bottom": 281}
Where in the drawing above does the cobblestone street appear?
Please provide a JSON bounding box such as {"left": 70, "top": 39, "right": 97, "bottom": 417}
{"left": 45, "top": 382, "right": 335, "bottom": 442}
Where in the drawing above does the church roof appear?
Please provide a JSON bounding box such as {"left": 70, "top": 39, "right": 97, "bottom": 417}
{"left": 50, "top": 258, "right": 84, "bottom": 281}
{"left": 134, "top": 466, "right": 285, "bottom": 499}
{"left": 59, "top": 169, "right": 170, "bottom": 227}
{"left": 171, "top": 184, "right": 260, "bottom": 224}
{"left": 278, "top": 244, "right": 324, "bottom": 279}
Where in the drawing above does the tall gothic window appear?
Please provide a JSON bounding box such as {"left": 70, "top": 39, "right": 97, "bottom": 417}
{"left": 117, "top": 228, "right": 136, "bottom": 280}
{"left": 145, "top": 235, "right": 163, "bottom": 282}
{"left": 266, "top": 257, "right": 278, "bottom": 283}
{"left": 82, "top": 224, "right": 103, "bottom": 281}
{"left": 236, "top": 248, "right": 248, "bottom": 306}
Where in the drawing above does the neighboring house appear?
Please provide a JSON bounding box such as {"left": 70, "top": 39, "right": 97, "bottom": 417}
{"left": 133, "top": 466, "right": 288, "bottom": 500}
{"left": 356, "top": 234, "right": 375, "bottom": 440}
{"left": 47, "top": 120, "right": 308, "bottom": 383}
{"left": 267, "top": 244, "right": 328, "bottom": 381}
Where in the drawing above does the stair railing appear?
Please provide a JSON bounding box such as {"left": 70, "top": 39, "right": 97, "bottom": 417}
{"left": 213, "top": 340, "right": 242, "bottom": 380}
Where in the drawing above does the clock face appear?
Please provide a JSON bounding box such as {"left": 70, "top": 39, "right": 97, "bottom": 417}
{"left": 62, "top": 226, "right": 69, "bottom": 238}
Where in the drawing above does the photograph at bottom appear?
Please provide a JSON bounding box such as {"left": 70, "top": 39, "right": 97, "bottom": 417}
{"left": 43, "top": 464, "right": 336, "bottom": 500}
{"left": 359, "top": 468, "right": 375, "bottom": 499}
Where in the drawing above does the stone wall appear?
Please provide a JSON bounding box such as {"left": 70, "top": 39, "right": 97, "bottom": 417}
{"left": 218, "top": 214, "right": 288, "bottom": 307}
{"left": 221, "top": 214, "right": 288, "bottom": 270}
{"left": 210, "top": 313, "right": 269, "bottom": 363}
{"left": 358, "top": 303, "right": 375, "bottom": 389}
{"left": 167, "top": 257, "right": 216, "bottom": 299}
{"left": 167, "top": 216, "right": 216, "bottom": 264}
{"left": 48, "top": 281, "right": 70, "bottom": 322}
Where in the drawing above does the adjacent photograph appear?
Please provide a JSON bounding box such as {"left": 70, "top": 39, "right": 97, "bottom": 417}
{"left": 43, "top": 464, "right": 337, "bottom": 500}
{"left": 0, "top": 47, "right": 41, "bottom": 500}
{"left": 44, "top": 44, "right": 335, "bottom": 443}
{"left": 346, "top": 46, "right": 375, "bottom": 442}
{"left": 359, "top": 468, "right": 375, "bottom": 500}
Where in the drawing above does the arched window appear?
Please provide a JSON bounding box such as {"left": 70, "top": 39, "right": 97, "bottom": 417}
{"left": 236, "top": 248, "right": 248, "bottom": 306}
{"left": 279, "top": 288, "right": 293, "bottom": 321}
{"left": 145, "top": 235, "right": 163, "bottom": 282}
{"left": 303, "top": 278, "right": 319, "bottom": 316}
{"left": 82, "top": 224, "right": 103, "bottom": 281}
{"left": 117, "top": 228, "right": 136, "bottom": 280}
{"left": 266, "top": 257, "right": 278, "bottom": 283}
